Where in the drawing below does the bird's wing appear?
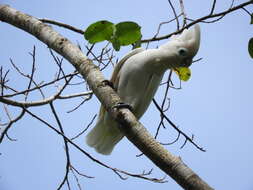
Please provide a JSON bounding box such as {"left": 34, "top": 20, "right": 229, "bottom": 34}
{"left": 110, "top": 47, "right": 145, "bottom": 90}
{"left": 98, "top": 47, "right": 145, "bottom": 119}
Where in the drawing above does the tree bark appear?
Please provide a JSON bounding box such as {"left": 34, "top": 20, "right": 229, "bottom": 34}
{"left": 0, "top": 5, "right": 214, "bottom": 190}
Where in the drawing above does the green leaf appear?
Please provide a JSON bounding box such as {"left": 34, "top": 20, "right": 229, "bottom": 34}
{"left": 248, "top": 38, "right": 253, "bottom": 59}
{"left": 114, "top": 22, "right": 141, "bottom": 46}
{"left": 250, "top": 14, "right": 253, "bottom": 24}
{"left": 174, "top": 67, "right": 191, "bottom": 81}
{"left": 84, "top": 20, "right": 114, "bottom": 43}
{"left": 111, "top": 37, "right": 121, "bottom": 51}
{"left": 132, "top": 37, "right": 142, "bottom": 49}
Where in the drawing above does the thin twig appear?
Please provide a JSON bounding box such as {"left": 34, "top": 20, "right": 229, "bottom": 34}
{"left": 2, "top": 72, "right": 78, "bottom": 98}
{"left": 179, "top": 0, "right": 187, "bottom": 26}
{"left": 25, "top": 46, "right": 37, "bottom": 100}
{"left": 241, "top": 7, "right": 252, "bottom": 16}
{"left": 161, "top": 132, "right": 181, "bottom": 146}
{"left": 71, "top": 114, "right": 97, "bottom": 140}
{"left": 24, "top": 108, "right": 167, "bottom": 183}
{"left": 36, "top": 1, "right": 253, "bottom": 46}
{"left": 10, "top": 58, "right": 45, "bottom": 98}
{"left": 168, "top": 0, "right": 180, "bottom": 30}
{"left": 59, "top": 91, "right": 93, "bottom": 99}
{"left": 154, "top": 71, "right": 173, "bottom": 139}
{"left": 49, "top": 49, "right": 66, "bottom": 81}
{"left": 0, "top": 108, "right": 25, "bottom": 143}
{"left": 210, "top": 0, "right": 217, "bottom": 15}
{"left": 0, "top": 67, "right": 11, "bottom": 95}
{"left": 142, "top": 1, "right": 253, "bottom": 43}
{"left": 40, "top": 18, "right": 84, "bottom": 34}
{"left": 153, "top": 14, "right": 183, "bottom": 39}
{"left": 50, "top": 102, "right": 71, "bottom": 190}
{"left": 69, "top": 166, "right": 82, "bottom": 190}
{"left": 0, "top": 75, "right": 80, "bottom": 108}
{"left": 66, "top": 95, "right": 93, "bottom": 113}
{"left": 70, "top": 164, "right": 94, "bottom": 179}
{"left": 152, "top": 99, "right": 205, "bottom": 152}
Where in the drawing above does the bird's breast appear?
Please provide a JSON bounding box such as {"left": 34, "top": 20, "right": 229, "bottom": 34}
{"left": 117, "top": 67, "right": 163, "bottom": 119}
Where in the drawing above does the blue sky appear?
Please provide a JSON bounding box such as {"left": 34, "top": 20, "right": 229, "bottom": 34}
{"left": 0, "top": 1, "right": 253, "bottom": 190}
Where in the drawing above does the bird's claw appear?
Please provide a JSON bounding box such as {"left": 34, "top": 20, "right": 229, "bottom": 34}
{"left": 102, "top": 80, "right": 114, "bottom": 89}
{"left": 112, "top": 102, "right": 133, "bottom": 112}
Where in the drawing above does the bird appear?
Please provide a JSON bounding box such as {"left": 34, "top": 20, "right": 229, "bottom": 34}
{"left": 86, "top": 24, "right": 201, "bottom": 155}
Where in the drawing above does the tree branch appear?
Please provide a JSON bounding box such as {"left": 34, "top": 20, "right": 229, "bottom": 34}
{"left": 0, "top": 5, "right": 213, "bottom": 190}
{"left": 1, "top": 71, "right": 79, "bottom": 98}
{"left": 49, "top": 102, "right": 71, "bottom": 190}
{"left": 24, "top": 107, "right": 166, "bottom": 183}
{"left": 38, "top": 1, "right": 252, "bottom": 44}
{"left": 142, "top": 0, "right": 253, "bottom": 43}
{"left": 0, "top": 108, "right": 25, "bottom": 143}
{"left": 40, "top": 18, "right": 84, "bottom": 35}
{"left": 0, "top": 90, "right": 93, "bottom": 108}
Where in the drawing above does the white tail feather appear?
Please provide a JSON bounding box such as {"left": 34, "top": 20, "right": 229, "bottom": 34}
{"left": 86, "top": 120, "right": 123, "bottom": 155}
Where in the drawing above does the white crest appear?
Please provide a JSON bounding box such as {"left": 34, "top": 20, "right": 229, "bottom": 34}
{"left": 173, "top": 24, "right": 201, "bottom": 57}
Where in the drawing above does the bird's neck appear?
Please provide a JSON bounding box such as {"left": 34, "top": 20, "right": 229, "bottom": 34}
{"left": 143, "top": 49, "right": 175, "bottom": 76}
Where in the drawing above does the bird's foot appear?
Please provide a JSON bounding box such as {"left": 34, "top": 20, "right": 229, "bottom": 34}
{"left": 112, "top": 102, "right": 133, "bottom": 112}
{"left": 102, "top": 80, "right": 114, "bottom": 89}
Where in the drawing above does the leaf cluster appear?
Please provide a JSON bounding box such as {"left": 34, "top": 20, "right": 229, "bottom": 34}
{"left": 84, "top": 20, "right": 141, "bottom": 51}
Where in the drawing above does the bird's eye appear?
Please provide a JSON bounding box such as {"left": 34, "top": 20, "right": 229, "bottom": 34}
{"left": 178, "top": 48, "right": 188, "bottom": 57}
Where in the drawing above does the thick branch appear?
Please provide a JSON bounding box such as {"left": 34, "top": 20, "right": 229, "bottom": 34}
{"left": 0, "top": 5, "right": 213, "bottom": 190}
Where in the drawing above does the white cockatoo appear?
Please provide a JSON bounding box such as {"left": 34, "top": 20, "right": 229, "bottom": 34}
{"left": 86, "top": 25, "right": 201, "bottom": 155}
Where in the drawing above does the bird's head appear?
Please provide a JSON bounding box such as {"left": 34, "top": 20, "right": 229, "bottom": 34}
{"left": 159, "top": 24, "right": 201, "bottom": 68}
